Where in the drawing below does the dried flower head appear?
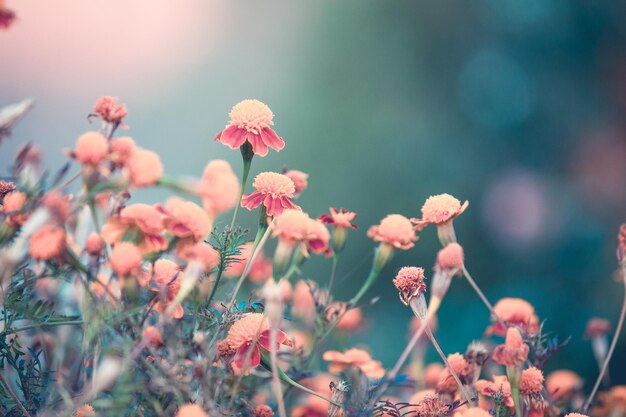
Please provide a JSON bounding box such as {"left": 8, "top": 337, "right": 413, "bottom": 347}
{"left": 241, "top": 172, "right": 300, "bottom": 217}
{"left": 323, "top": 348, "right": 385, "bottom": 379}
{"left": 92, "top": 96, "right": 128, "bottom": 126}
{"left": 367, "top": 214, "right": 417, "bottom": 250}
{"left": 216, "top": 99, "right": 285, "bottom": 157}
{"left": 29, "top": 225, "right": 66, "bottom": 261}
{"left": 465, "top": 341, "right": 489, "bottom": 367}
{"left": 476, "top": 375, "right": 514, "bottom": 408}
{"left": 412, "top": 193, "right": 469, "bottom": 228}
{"left": 492, "top": 327, "right": 529, "bottom": 366}
{"left": 414, "top": 394, "right": 453, "bottom": 417}
{"left": 520, "top": 367, "right": 544, "bottom": 396}
{"left": 393, "top": 266, "right": 426, "bottom": 305}
{"left": 436, "top": 242, "right": 464, "bottom": 272}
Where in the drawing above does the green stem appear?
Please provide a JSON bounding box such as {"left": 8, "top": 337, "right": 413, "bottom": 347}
{"left": 206, "top": 266, "right": 224, "bottom": 308}
{"left": 230, "top": 156, "right": 252, "bottom": 230}
{"left": 327, "top": 254, "right": 339, "bottom": 298}
{"left": 2, "top": 320, "right": 85, "bottom": 336}
{"left": 511, "top": 386, "right": 522, "bottom": 417}
{"left": 350, "top": 267, "right": 380, "bottom": 305}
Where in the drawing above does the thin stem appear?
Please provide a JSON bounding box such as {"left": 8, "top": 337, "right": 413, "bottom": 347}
{"left": 462, "top": 266, "right": 497, "bottom": 321}
{"left": 230, "top": 158, "right": 252, "bottom": 230}
{"left": 583, "top": 265, "right": 626, "bottom": 412}
{"left": 88, "top": 200, "right": 101, "bottom": 233}
{"left": 0, "top": 372, "right": 33, "bottom": 417}
{"left": 327, "top": 254, "right": 339, "bottom": 298}
{"left": 2, "top": 320, "right": 84, "bottom": 335}
{"left": 350, "top": 267, "right": 380, "bottom": 306}
{"left": 206, "top": 267, "right": 224, "bottom": 308}
{"left": 269, "top": 326, "right": 287, "bottom": 417}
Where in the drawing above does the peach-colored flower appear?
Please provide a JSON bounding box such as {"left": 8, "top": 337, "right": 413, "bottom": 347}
{"left": 175, "top": 404, "right": 208, "bottom": 417}
{"left": 424, "top": 363, "right": 445, "bottom": 389}
{"left": 520, "top": 367, "right": 544, "bottom": 396}
{"left": 223, "top": 241, "right": 272, "bottom": 282}
{"left": 319, "top": 207, "right": 358, "bottom": 229}
{"left": 545, "top": 370, "right": 582, "bottom": 401}
{"left": 0, "top": 180, "right": 15, "bottom": 201}
{"left": 564, "top": 414, "right": 589, "bottom": 417}
{"left": 127, "top": 148, "right": 163, "bottom": 187}
{"left": 101, "top": 203, "right": 166, "bottom": 255}
{"left": 74, "top": 404, "right": 95, "bottom": 417}
{"left": 42, "top": 191, "right": 72, "bottom": 224}
{"left": 84, "top": 232, "right": 104, "bottom": 255}
{"left": 437, "top": 353, "right": 471, "bottom": 394}
{"left": 255, "top": 404, "right": 275, "bottom": 417}
{"left": 198, "top": 160, "right": 240, "bottom": 216}
{"left": 585, "top": 317, "right": 611, "bottom": 338}
{"left": 336, "top": 306, "right": 363, "bottom": 332}
{"left": 492, "top": 327, "right": 529, "bottom": 366}
{"left": 368, "top": 214, "right": 417, "bottom": 250}
{"left": 284, "top": 169, "right": 308, "bottom": 196}
{"left": 412, "top": 193, "right": 469, "bottom": 229}
{"left": 142, "top": 326, "right": 163, "bottom": 347}
{"left": 175, "top": 240, "right": 219, "bottom": 272}
{"left": 413, "top": 394, "right": 453, "bottom": 417}
{"left": 223, "top": 313, "right": 291, "bottom": 368}
{"left": 150, "top": 259, "right": 184, "bottom": 319}
{"left": 323, "top": 348, "right": 385, "bottom": 379}
{"left": 74, "top": 132, "right": 109, "bottom": 166}
{"left": 436, "top": 242, "right": 464, "bottom": 271}
{"left": 29, "top": 225, "right": 66, "bottom": 261}
{"left": 1, "top": 191, "right": 28, "bottom": 225}
{"left": 306, "top": 219, "right": 331, "bottom": 255}
{"left": 409, "top": 388, "right": 436, "bottom": 404}
{"left": 476, "top": 375, "right": 514, "bottom": 408}
{"left": 161, "top": 197, "right": 212, "bottom": 241}
{"left": 241, "top": 172, "right": 300, "bottom": 217}
{"left": 109, "top": 136, "right": 136, "bottom": 165}
{"left": 109, "top": 242, "right": 142, "bottom": 277}
{"left": 489, "top": 297, "right": 539, "bottom": 336}
{"left": 272, "top": 209, "right": 313, "bottom": 244}
{"left": 458, "top": 407, "right": 491, "bottom": 417}
{"left": 215, "top": 99, "right": 285, "bottom": 157}
{"left": 92, "top": 96, "right": 128, "bottom": 126}
{"left": 393, "top": 266, "right": 426, "bottom": 305}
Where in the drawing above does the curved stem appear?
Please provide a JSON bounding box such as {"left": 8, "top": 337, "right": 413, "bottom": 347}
{"left": 0, "top": 372, "right": 33, "bottom": 417}
{"left": 583, "top": 265, "right": 626, "bottom": 412}
{"left": 350, "top": 268, "right": 380, "bottom": 306}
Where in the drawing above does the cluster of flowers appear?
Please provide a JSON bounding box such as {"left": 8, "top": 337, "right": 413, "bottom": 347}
{"left": 0, "top": 96, "right": 624, "bottom": 417}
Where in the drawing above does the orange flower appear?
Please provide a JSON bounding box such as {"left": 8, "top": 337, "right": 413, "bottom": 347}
{"left": 335, "top": 306, "right": 363, "bottom": 332}
{"left": 127, "top": 148, "right": 163, "bottom": 187}
{"left": 198, "top": 160, "right": 240, "bottom": 216}
{"left": 102, "top": 203, "right": 166, "bottom": 255}
{"left": 29, "top": 225, "right": 66, "bottom": 260}
{"left": 223, "top": 313, "right": 291, "bottom": 368}
{"left": 437, "top": 353, "right": 471, "bottom": 394}
{"left": 323, "top": 348, "right": 385, "bottom": 379}
{"left": 2, "top": 191, "right": 28, "bottom": 225}
{"left": 476, "top": 375, "right": 515, "bottom": 408}
{"left": 109, "top": 242, "right": 142, "bottom": 277}
{"left": 520, "top": 367, "right": 544, "bottom": 396}
{"left": 74, "top": 404, "right": 95, "bottom": 417}
{"left": 545, "top": 369, "right": 582, "bottom": 401}
{"left": 492, "top": 327, "right": 529, "bottom": 366}
{"left": 436, "top": 242, "right": 464, "bottom": 272}
{"left": 412, "top": 193, "right": 468, "bottom": 229}
{"left": 161, "top": 197, "right": 212, "bottom": 241}
{"left": 489, "top": 297, "right": 539, "bottom": 336}
{"left": 175, "top": 404, "right": 208, "bottom": 417}
{"left": 74, "top": 132, "right": 109, "bottom": 166}
{"left": 367, "top": 214, "right": 417, "bottom": 250}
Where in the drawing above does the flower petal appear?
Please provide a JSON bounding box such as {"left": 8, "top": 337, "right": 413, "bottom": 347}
{"left": 260, "top": 127, "right": 285, "bottom": 152}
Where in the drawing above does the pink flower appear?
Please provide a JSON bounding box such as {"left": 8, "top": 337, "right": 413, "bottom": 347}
{"left": 74, "top": 132, "right": 109, "bottom": 166}
{"left": 42, "top": 191, "right": 72, "bottom": 224}
{"left": 92, "top": 96, "right": 128, "bottom": 126}
{"left": 109, "top": 136, "right": 136, "bottom": 166}
{"left": 1, "top": 191, "right": 28, "bottom": 225}
{"left": 101, "top": 203, "right": 167, "bottom": 255}
{"left": 393, "top": 266, "right": 427, "bottom": 305}
{"left": 367, "top": 214, "right": 417, "bottom": 250}
{"left": 306, "top": 219, "right": 331, "bottom": 255}
{"left": 160, "top": 197, "right": 212, "bottom": 241}
{"left": 109, "top": 242, "right": 143, "bottom": 277}
{"left": 29, "top": 225, "right": 66, "bottom": 261}
{"left": 545, "top": 370, "right": 582, "bottom": 401}
{"left": 424, "top": 363, "right": 444, "bottom": 389}
{"left": 459, "top": 408, "right": 492, "bottom": 417}
{"left": 142, "top": 326, "right": 164, "bottom": 347}
{"left": 476, "top": 375, "right": 514, "bottom": 408}
{"left": 520, "top": 367, "right": 544, "bottom": 396}
{"left": 323, "top": 348, "right": 385, "bottom": 379}
{"left": 175, "top": 240, "right": 219, "bottom": 272}
{"left": 334, "top": 306, "right": 363, "bottom": 332}
{"left": 319, "top": 208, "right": 358, "bottom": 230}
{"left": 437, "top": 353, "right": 471, "bottom": 394}
{"left": 436, "top": 242, "right": 464, "bottom": 271}
{"left": 215, "top": 99, "right": 285, "bottom": 157}
{"left": 489, "top": 297, "right": 539, "bottom": 336}
{"left": 284, "top": 169, "right": 308, "bottom": 196}
{"left": 84, "top": 232, "right": 104, "bottom": 255}
{"left": 272, "top": 209, "right": 313, "bottom": 244}
{"left": 0, "top": 3, "right": 16, "bottom": 30}
{"left": 125, "top": 148, "right": 163, "bottom": 188}
{"left": 241, "top": 172, "right": 300, "bottom": 217}
{"left": 175, "top": 404, "right": 208, "bottom": 417}
{"left": 492, "top": 327, "right": 529, "bottom": 366}
{"left": 150, "top": 259, "right": 184, "bottom": 319}
{"left": 198, "top": 160, "right": 240, "bottom": 216}
{"left": 412, "top": 193, "right": 469, "bottom": 229}
{"left": 223, "top": 313, "right": 292, "bottom": 368}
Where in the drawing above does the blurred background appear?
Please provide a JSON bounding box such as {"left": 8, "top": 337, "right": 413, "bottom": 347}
{"left": 2, "top": 0, "right": 625, "bottom": 387}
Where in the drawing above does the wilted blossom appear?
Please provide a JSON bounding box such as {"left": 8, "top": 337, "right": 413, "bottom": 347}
{"left": 393, "top": 266, "right": 426, "bottom": 306}
{"left": 488, "top": 297, "right": 539, "bottom": 336}
{"left": 92, "top": 96, "right": 128, "bottom": 127}
{"left": 492, "top": 327, "right": 529, "bottom": 366}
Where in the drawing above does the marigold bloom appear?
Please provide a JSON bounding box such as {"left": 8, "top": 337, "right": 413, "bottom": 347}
{"left": 241, "top": 172, "right": 300, "bottom": 217}
{"left": 367, "top": 214, "right": 417, "bottom": 250}
{"left": 92, "top": 96, "right": 128, "bottom": 126}
{"left": 319, "top": 207, "right": 358, "bottom": 229}
{"left": 74, "top": 132, "right": 109, "bottom": 166}
{"left": 520, "top": 367, "right": 544, "bottom": 396}
{"left": 2, "top": 191, "right": 28, "bottom": 225}
{"left": 413, "top": 394, "right": 453, "bottom": 417}
{"left": 492, "top": 327, "right": 529, "bottom": 366}
{"left": 306, "top": 219, "right": 331, "bottom": 255}
{"left": 151, "top": 259, "right": 184, "bottom": 319}
{"left": 255, "top": 405, "right": 274, "bottom": 417}
{"left": 29, "top": 225, "right": 66, "bottom": 260}
{"left": 175, "top": 240, "right": 219, "bottom": 272}
{"left": 175, "top": 404, "right": 208, "bottom": 417}
{"left": 424, "top": 363, "right": 445, "bottom": 389}
{"left": 459, "top": 408, "right": 491, "bottom": 417}
{"left": 323, "top": 348, "right": 385, "bottom": 379}
{"left": 272, "top": 209, "right": 313, "bottom": 244}
{"left": 74, "top": 404, "right": 95, "bottom": 417}
{"left": 198, "top": 160, "right": 240, "bottom": 216}
{"left": 545, "top": 370, "right": 582, "bottom": 401}
{"left": 412, "top": 193, "right": 469, "bottom": 228}
{"left": 127, "top": 148, "right": 163, "bottom": 188}
{"left": 393, "top": 266, "right": 427, "bottom": 305}
{"left": 436, "top": 242, "right": 464, "bottom": 271}
{"left": 142, "top": 326, "right": 163, "bottom": 347}
{"left": 109, "top": 242, "right": 142, "bottom": 277}
{"left": 161, "top": 197, "right": 212, "bottom": 241}
{"left": 224, "top": 313, "right": 291, "bottom": 368}
{"left": 409, "top": 388, "right": 436, "bottom": 404}
{"left": 102, "top": 203, "right": 166, "bottom": 254}
{"left": 489, "top": 297, "right": 539, "bottom": 336}
{"left": 110, "top": 136, "right": 136, "bottom": 165}
{"left": 284, "top": 169, "right": 308, "bottom": 196}
{"left": 84, "top": 232, "right": 104, "bottom": 255}
{"left": 437, "top": 353, "right": 472, "bottom": 394}
{"left": 585, "top": 317, "right": 611, "bottom": 338}
{"left": 476, "top": 375, "right": 514, "bottom": 408}
{"left": 216, "top": 99, "right": 285, "bottom": 157}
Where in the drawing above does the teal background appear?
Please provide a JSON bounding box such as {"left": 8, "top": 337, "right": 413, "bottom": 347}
{"left": 1, "top": 1, "right": 625, "bottom": 386}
